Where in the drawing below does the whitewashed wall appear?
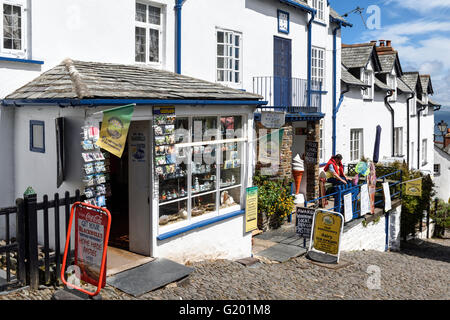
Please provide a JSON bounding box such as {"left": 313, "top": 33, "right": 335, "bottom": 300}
{"left": 434, "top": 145, "right": 450, "bottom": 202}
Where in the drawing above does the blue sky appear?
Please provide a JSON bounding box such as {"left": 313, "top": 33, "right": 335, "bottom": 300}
{"left": 330, "top": 0, "right": 450, "bottom": 111}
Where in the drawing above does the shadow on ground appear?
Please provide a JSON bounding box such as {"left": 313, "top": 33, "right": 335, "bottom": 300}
{"left": 400, "top": 236, "right": 450, "bottom": 264}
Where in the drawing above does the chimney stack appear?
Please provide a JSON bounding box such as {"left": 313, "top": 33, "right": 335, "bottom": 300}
{"left": 445, "top": 129, "right": 450, "bottom": 149}
{"left": 379, "top": 40, "right": 385, "bottom": 47}
{"left": 386, "top": 40, "right": 392, "bottom": 47}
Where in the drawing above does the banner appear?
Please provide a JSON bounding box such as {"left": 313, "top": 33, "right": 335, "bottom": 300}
{"left": 96, "top": 104, "right": 135, "bottom": 158}
{"left": 245, "top": 186, "right": 258, "bottom": 232}
{"left": 405, "top": 179, "right": 422, "bottom": 197}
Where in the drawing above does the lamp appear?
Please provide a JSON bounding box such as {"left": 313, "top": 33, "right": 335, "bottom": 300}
{"left": 437, "top": 120, "right": 448, "bottom": 149}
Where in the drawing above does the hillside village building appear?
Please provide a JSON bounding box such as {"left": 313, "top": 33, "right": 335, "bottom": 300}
{"left": 0, "top": 1, "right": 443, "bottom": 263}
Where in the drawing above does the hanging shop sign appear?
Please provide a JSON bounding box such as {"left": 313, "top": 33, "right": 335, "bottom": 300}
{"left": 304, "top": 140, "right": 318, "bottom": 164}
{"left": 261, "top": 111, "right": 285, "bottom": 129}
{"left": 295, "top": 206, "right": 314, "bottom": 238}
{"left": 308, "top": 209, "right": 344, "bottom": 263}
{"left": 96, "top": 104, "right": 135, "bottom": 158}
{"left": 382, "top": 181, "right": 392, "bottom": 211}
{"left": 405, "top": 179, "right": 422, "bottom": 197}
{"left": 245, "top": 186, "right": 258, "bottom": 232}
{"left": 61, "top": 202, "right": 111, "bottom": 297}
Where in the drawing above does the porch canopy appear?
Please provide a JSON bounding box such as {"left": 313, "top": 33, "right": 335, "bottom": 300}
{"left": 2, "top": 59, "right": 265, "bottom": 106}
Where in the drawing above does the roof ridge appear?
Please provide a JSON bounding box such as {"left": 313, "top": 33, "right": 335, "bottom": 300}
{"left": 63, "top": 58, "right": 92, "bottom": 99}
{"left": 342, "top": 43, "right": 374, "bottom": 48}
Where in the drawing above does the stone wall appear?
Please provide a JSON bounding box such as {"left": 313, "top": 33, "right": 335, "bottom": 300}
{"left": 306, "top": 121, "right": 319, "bottom": 200}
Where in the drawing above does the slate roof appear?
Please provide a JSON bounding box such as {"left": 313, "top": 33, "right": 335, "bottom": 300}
{"left": 428, "top": 98, "right": 441, "bottom": 107}
{"left": 420, "top": 75, "right": 433, "bottom": 94}
{"left": 330, "top": 7, "right": 350, "bottom": 25}
{"left": 341, "top": 66, "right": 368, "bottom": 87}
{"left": 279, "top": 0, "right": 313, "bottom": 11}
{"left": 341, "top": 44, "right": 378, "bottom": 69}
{"left": 397, "top": 78, "right": 413, "bottom": 93}
{"left": 378, "top": 53, "right": 396, "bottom": 73}
{"left": 374, "top": 77, "right": 390, "bottom": 91}
{"left": 401, "top": 72, "right": 421, "bottom": 92}
{"left": 5, "top": 59, "right": 263, "bottom": 101}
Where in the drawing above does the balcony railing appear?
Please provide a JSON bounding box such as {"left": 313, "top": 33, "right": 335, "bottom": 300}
{"left": 253, "top": 76, "right": 322, "bottom": 114}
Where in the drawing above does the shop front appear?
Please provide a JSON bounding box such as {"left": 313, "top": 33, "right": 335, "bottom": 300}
{"left": 2, "top": 59, "right": 264, "bottom": 264}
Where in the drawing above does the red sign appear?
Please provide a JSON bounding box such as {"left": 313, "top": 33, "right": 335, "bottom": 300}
{"left": 61, "top": 202, "right": 111, "bottom": 296}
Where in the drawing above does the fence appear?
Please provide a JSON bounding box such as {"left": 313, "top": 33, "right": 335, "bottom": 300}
{"left": 0, "top": 190, "right": 82, "bottom": 291}
{"left": 305, "top": 168, "right": 403, "bottom": 222}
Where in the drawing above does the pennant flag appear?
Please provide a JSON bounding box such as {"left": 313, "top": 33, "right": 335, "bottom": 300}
{"left": 405, "top": 179, "right": 422, "bottom": 197}
{"left": 96, "top": 104, "right": 135, "bottom": 158}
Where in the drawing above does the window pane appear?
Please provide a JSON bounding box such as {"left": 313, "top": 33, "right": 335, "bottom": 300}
{"left": 235, "top": 47, "right": 239, "bottom": 59}
{"left": 217, "top": 31, "right": 224, "bottom": 43}
{"left": 220, "top": 115, "right": 242, "bottom": 139}
{"left": 220, "top": 142, "right": 241, "bottom": 189}
{"left": 159, "top": 200, "right": 187, "bottom": 226}
{"left": 217, "top": 57, "right": 224, "bottom": 69}
{"left": 235, "top": 35, "right": 240, "bottom": 46}
{"left": 220, "top": 186, "right": 241, "bottom": 210}
{"left": 217, "top": 70, "right": 224, "bottom": 82}
{"left": 235, "top": 60, "right": 239, "bottom": 71}
{"left": 192, "top": 193, "right": 216, "bottom": 218}
{"left": 136, "top": 3, "right": 147, "bottom": 22}
{"left": 32, "top": 124, "right": 44, "bottom": 149}
{"left": 149, "top": 28, "right": 159, "bottom": 62}
{"left": 148, "top": 5, "right": 161, "bottom": 25}
{"left": 217, "top": 44, "right": 224, "bottom": 56}
{"left": 135, "top": 27, "right": 146, "bottom": 62}
{"left": 192, "top": 117, "right": 218, "bottom": 142}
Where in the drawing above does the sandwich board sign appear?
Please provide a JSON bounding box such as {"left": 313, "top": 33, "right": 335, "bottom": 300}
{"left": 307, "top": 209, "right": 344, "bottom": 264}
{"left": 61, "top": 202, "right": 111, "bottom": 297}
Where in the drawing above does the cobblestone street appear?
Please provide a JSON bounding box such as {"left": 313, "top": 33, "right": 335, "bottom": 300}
{"left": 1, "top": 233, "right": 448, "bottom": 300}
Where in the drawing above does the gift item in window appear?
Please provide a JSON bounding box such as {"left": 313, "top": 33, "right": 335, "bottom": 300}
{"left": 155, "top": 166, "right": 164, "bottom": 176}
{"left": 155, "top": 146, "right": 165, "bottom": 156}
{"left": 84, "top": 199, "right": 97, "bottom": 206}
{"left": 81, "top": 140, "right": 95, "bottom": 151}
{"left": 84, "top": 187, "right": 95, "bottom": 199}
{"left": 95, "top": 173, "right": 106, "bottom": 184}
{"left": 84, "top": 163, "right": 95, "bottom": 175}
{"left": 164, "top": 124, "right": 175, "bottom": 135}
{"left": 224, "top": 160, "right": 233, "bottom": 170}
{"left": 220, "top": 190, "right": 236, "bottom": 208}
{"left": 93, "top": 152, "right": 105, "bottom": 161}
{"left": 96, "top": 185, "right": 107, "bottom": 196}
{"left": 166, "top": 153, "right": 176, "bottom": 164}
{"left": 220, "top": 175, "right": 236, "bottom": 188}
{"left": 155, "top": 136, "right": 166, "bottom": 145}
{"left": 191, "top": 203, "right": 216, "bottom": 217}
{"left": 96, "top": 195, "right": 106, "bottom": 207}
{"left": 230, "top": 151, "right": 238, "bottom": 160}
{"left": 82, "top": 153, "right": 95, "bottom": 162}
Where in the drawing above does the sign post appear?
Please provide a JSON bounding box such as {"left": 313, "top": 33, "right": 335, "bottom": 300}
{"left": 307, "top": 209, "right": 344, "bottom": 264}
{"left": 60, "top": 202, "right": 111, "bottom": 297}
{"left": 245, "top": 186, "right": 258, "bottom": 233}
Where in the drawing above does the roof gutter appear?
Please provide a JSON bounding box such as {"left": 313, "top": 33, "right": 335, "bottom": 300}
{"left": 1, "top": 98, "right": 268, "bottom": 107}
{"left": 384, "top": 90, "right": 395, "bottom": 157}
{"left": 279, "top": 0, "right": 316, "bottom": 13}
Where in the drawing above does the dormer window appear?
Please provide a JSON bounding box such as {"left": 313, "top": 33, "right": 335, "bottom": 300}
{"left": 311, "top": 0, "right": 325, "bottom": 22}
{"left": 387, "top": 74, "right": 397, "bottom": 101}
{"left": 362, "top": 69, "right": 373, "bottom": 100}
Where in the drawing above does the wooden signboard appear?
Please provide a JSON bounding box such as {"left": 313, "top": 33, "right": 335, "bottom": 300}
{"left": 245, "top": 186, "right": 258, "bottom": 232}
{"left": 295, "top": 206, "right": 315, "bottom": 238}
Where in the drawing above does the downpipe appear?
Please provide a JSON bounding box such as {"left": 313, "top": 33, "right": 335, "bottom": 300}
{"left": 406, "top": 92, "right": 415, "bottom": 167}
{"left": 384, "top": 90, "right": 395, "bottom": 157}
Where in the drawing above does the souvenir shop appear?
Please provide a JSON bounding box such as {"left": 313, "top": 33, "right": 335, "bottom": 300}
{"left": 84, "top": 104, "right": 257, "bottom": 263}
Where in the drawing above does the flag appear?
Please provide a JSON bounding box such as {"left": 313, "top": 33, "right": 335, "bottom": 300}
{"left": 405, "top": 179, "right": 422, "bottom": 197}
{"left": 96, "top": 104, "right": 135, "bottom": 158}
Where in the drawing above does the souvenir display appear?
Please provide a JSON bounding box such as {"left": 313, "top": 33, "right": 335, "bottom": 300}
{"left": 220, "top": 142, "right": 241, "bottom": 189}
{"left": 81, "top": 124, "right": 109, "bottom": 208}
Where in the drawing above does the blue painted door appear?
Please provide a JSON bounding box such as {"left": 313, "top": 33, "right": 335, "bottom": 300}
{"left": 273, "top": 36, "right": 292, "bottom": 107}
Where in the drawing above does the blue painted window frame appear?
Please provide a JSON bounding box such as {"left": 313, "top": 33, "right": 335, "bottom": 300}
{"left": 29, "top": 120, "right": 45, "bottom": 153}
{"left": 277, "top": 9, "right": 290, "bottom": 34}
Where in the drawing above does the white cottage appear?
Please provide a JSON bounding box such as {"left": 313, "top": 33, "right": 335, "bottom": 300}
{"left": 2, "top": 59, "right": 264, "bottom": 263}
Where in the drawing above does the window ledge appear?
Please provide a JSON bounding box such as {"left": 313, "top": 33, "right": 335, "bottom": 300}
{"left": 157, "top": 209, "right": 245, "bottom": 241}
{"left": 0, "top": 56, "right": 44, "bottom": 65}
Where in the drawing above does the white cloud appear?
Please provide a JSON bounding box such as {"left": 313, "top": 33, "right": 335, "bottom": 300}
{"left": 384, "top": 0, "right": 450, "bottom": 12}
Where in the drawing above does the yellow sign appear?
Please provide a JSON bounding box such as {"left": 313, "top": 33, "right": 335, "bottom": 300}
{"left": 405, "top": 179, "right": 422, "bottom": 197}
{"left": 312, "top": 210, "right": 343, "bottom": 255}
{"left": 96, "top": 104, "right": 135, "bottom": 158}
{"left": 245, "top": 187, "right": 258, "bottom": 232}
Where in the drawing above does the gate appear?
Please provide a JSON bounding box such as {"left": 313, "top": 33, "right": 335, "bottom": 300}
{"left": 0, "top": 190, "right": 82, "bottom": 292}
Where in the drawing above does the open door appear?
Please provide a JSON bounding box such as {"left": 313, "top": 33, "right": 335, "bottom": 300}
{"left": 128, "top": 121, "right": 152, "bottom": 256}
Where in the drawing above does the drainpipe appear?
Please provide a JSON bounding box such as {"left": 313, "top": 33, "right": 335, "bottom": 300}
{"left": 175, "top": 0, "right": 185, "bottom": 74}
{"left": 406, "top": 92, "right": 415, "bottom": 167}
{"left": 307, "top": 11, "right": 316, "bottom": 107}
{"left": 332, "top": 23, "right": 341, "bottom": 155}
{"left": 417, "top": 104, "right": 427, "bottom": 169}
{"left": 384, "top": 90, "right": 395, "bottom": 157}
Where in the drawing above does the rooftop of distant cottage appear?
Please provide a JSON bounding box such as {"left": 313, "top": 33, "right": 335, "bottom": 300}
{"left": 4, "top": 59, "right": 263, "bottom": 101}
{"left": 341, "top": 43, "right": 377, "bottom": 69}
{"left": 341, "top": 65, "right": 368, "bottom": 87}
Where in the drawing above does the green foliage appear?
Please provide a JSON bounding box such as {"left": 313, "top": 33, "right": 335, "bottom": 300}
{"left": 431, "top": 200, "right": 450, "bottom": 229}
{"left": 382, "top": 161, "right": 435, "bottom": 239}
{"left": 253, "top": 172, "right": 295, "bottom": 226}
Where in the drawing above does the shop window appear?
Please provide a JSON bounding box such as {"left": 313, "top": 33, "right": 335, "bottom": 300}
{"left": 135, "top": 2, "right": 163, "bottom": 64}
{"left": 30, "top": 120, "right": 45, "bottom": 153}
{"left": 216, "top": 29, "right": 241, "bottom": 84}
{"left": 157, "top": 115, "right": 245, "bottom": 229}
